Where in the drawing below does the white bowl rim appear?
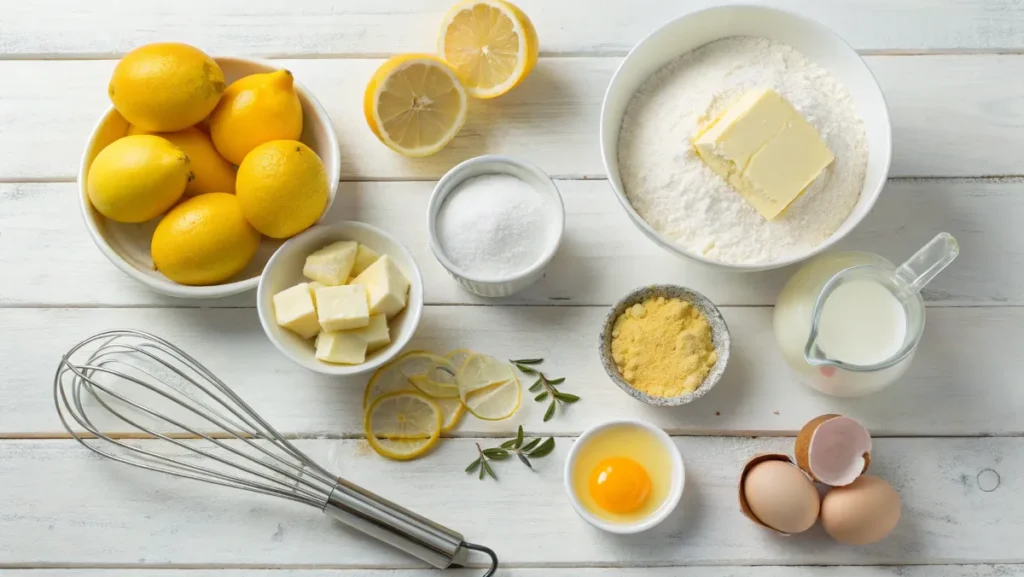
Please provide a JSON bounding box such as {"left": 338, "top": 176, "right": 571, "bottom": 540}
{"left": 563, "top": 418, "right": 685, "bottom": 534}
{"left": 256, "top": 221, "right": 424, "bottom": 377}
{"left": 599, "top": 4, "right": 893, "bottom": 272}
{"left": 426, "top": 154, "right": 565, "bottom": 285}
{"left": 77, "top": 55, "right": 342, "bottom": 299}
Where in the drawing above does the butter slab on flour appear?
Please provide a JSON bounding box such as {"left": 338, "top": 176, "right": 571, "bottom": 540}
{"left": 694, "top": 88, "right": 835, "bottom": 220}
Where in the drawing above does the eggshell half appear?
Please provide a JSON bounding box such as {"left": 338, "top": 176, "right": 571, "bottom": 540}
{"left": 820, "top": 475, "right": 901, "bottom": 545}
{"left": 738, "top": 454, "right": 819, "bottom": 535}
{"left": 795, "top": 414, "right": 872, "bottom": 487}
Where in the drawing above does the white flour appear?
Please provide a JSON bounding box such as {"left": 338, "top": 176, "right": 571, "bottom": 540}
{"left": 618, "top": 37, "right": 868, "bottom": 265}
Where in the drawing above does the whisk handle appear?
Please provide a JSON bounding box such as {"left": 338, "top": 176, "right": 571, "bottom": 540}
{"left": 324, "top": 478, "right": 466, "bottom": 569}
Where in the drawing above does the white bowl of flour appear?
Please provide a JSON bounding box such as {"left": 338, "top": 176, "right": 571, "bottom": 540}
{"left": 600, "top": 5, "right": 891, "bottom": 271}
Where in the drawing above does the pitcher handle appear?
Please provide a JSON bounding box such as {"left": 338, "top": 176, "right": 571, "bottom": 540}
{"left": 895, "top": 232, "right": 959, "bottom": 293}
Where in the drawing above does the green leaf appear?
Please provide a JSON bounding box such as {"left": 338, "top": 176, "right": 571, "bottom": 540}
{"left": 499, "top": 439, "right": 517, "bottom": 449}
{"left": 521, "top": 437, "right": 541, "bottom": 452}
{"left": 534, "top": 391, "right": 549, "bottom": 402}
{"left": 466, "top": 459, "right": 482, "bottom": 474}
{"left": 529, "top": 437, "right": 556, "bottom": 458}
{"left": 479, "top": 462, "right": 486, "bottom": 480}
{"left": 546, "top": 377, "right": 566, "bottom": 385}
{"left": 511, "top": 358, "right": 543, "bottom": 365}
{"left": 554, "top": 391, "right": 580, "bottom": 403}
{"left": 528, "top": 378, "right": 544, "bottom": 393}
{"left": 517, "top": 453, "right": 533, "bottom": 469}
{"left": 483, "top": 448, "right": 509, "bottom": 459}
{"left": 543, "top": 400, "right": 556, "bottom": 422}
{"left": 483, "top": 460, "right": 497, "bottom": 480}
{"left": 515, "top": 425, "right": 524, "bottom": 448}
{"left": 515, "top": 363, "right": 537, "bottom": 375}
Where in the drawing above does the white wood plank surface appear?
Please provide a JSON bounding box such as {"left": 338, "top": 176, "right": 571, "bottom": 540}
{"left": 2, "top": 56, "right": 1024, "bottom": 181}
{"left": 7, "top": 568, "right": 1024, "bottom": 576}
{"left": 2, "top": 0, "right": 1022, "bottom": 57}
{"left": 5, "top": 306, "right": 1021, "bottom": 436}
{"left": 2, "top": 178, "right": 1019, "bottom": 308}
{"left": 0, "top": 437, "right": 1017, "bottom": 566}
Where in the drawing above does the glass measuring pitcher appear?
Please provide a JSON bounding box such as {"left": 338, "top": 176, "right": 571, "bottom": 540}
{"left": 773, "top": 233, "right": 959, "bottom": 397}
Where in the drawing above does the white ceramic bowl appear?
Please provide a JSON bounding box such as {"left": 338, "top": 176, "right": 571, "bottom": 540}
{"left": 600, "top": 5, "right": 892, "bottom": 272}
{"left": 78, "top": 56, "right": 342, "bottom": 298}
{"left": 564, "top": 419, "right": 685, "bottom": 534}
{"left": 427, "top": 155, "right": 565, "bottom": 298}
{"left": 256, "top": 222, "right": 423, "bottom": 376}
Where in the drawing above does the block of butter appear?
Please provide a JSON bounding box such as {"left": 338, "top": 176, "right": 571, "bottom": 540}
{"left": 315, "top": 330, "right": 367, "bottom": 365}
{"left": 315, "top": 284, "right": 370, "bottom": 331}
{"left": 694, "top": 88, "right": 834, "bottom": 220}
{"left": 351, "top": 255, "right": 410, "bottom": 318}
{"left": 272, "top": 283, "right": 321, "bottom": 339}
{"left": 348, "top": 313, "right": 391, "bottom": 352}
{"left": 304, "top": 240, "right": 358, "bottom": 286}
{"left": 351, "top": 244, "right": 381, "bottom": 277}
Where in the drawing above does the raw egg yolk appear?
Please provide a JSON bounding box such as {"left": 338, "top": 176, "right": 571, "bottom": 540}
{"left": 588, "top": 457, "right": 651, "bottom": 514}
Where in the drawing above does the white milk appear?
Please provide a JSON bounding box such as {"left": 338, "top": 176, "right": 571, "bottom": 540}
{"left": 814, "top": 280, "right": 907, "bottom": 366}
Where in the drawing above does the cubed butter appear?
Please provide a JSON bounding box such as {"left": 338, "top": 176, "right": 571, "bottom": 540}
{"left": 694, "top": 88, "right": 835, "bottom": 220}
{"left": 272, "top": 283, "right": 321, "bottom": 339}
{"left": 351, "top": 255, "right": 410, "bottom": 318}
{"left": 351, "top": 244, "right": 381, "bottom": 277}
{"left": 303, "top": 240, "right": 358, "bottom": 286}
{"left": 349, "top": 313, "right": 391, "bottom": 352}
{"left": 315, "top": 330, "right": 367, "bottom": 365}
{"left": 307, "top": 281, "right": 325, "bottom": 307}
{"left": 315, "top": 284, "right": 370, "bottom": 331}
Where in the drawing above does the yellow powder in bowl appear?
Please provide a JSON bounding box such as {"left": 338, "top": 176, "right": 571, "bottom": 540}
{"left": 610, "top": 296, "right": 718, "bottom": 397}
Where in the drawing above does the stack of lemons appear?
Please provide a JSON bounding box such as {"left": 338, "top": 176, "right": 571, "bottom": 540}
{"left": 88, "top": 42, "right": 330, "bottom": 286}
{"left": 364, "top": 0, "right": 538, "bottom": 157}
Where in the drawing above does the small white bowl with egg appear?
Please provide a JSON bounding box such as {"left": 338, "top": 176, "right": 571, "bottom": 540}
{"left": 256, "top": 222, "right": 423, "bottom": 376}
{"left": 565, "top": 419, "right": 685, "bottom": 534}
{"left": 79, "top": 56, "right": 341, "bottom": 299}
{"left": 427, "top": 155, "right": 565, "bottom": 297}
{"left": 600, "top": 5, "right": 892, "bottom": 272}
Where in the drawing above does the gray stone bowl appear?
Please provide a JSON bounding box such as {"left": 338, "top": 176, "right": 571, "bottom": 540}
{"left": 599, "top": 285, "right": 731, "bottom": 406}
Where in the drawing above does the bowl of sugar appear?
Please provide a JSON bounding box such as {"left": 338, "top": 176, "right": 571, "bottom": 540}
{"left": 427, "top": 155, "right": 565, "bottom": 298}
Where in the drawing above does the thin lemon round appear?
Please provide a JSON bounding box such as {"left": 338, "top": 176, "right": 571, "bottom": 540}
{"left": 446, "top": 348, "right": 476, "bottom": 372}
{"left": 438, "top": 0, "right": 539, "bottom": 99}
{"left": 363, "top": 350, "right": 428, "bottom": 409}
{"left": 365, "top": 391, "right": 442, "bottom": 460}
{"left": 456, "top": 354, "right": 521, "bottom": 420}
{"left": 436, "top": 397, "right": 467, "bottom": 433}
{"left": 363, "top": 54, "right": 468, "bottom": 157}
{"left": 399, "top": 352, "right": 459, "bottom": 399}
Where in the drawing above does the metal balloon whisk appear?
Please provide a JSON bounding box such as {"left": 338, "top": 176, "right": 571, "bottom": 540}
{"left": 54, "top": 329, "right": 497, "bottom": 575}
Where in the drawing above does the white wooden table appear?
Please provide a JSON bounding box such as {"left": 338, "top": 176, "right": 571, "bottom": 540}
{"left": 1, "top": 1, "right": 1021, "bottom": 575}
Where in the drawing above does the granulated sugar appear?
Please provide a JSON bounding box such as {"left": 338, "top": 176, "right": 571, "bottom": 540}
{"left": 618, "top": 36, "right": 869, "bottom": 265}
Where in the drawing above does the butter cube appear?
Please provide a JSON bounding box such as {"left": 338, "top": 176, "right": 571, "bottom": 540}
{"left": 304, "top": 240, "right": 358, "bottom": 286}
{"left": 315, "top": 330, "right": 367, "bottom": 365}
{"left": 351, "top": 255, "right": 410, "bottom": 318}
{"left": 349, "top": 313, "right": 391, "bottom": 352}
{"left": 308, "top": 281, "right": 325, "bottom": 307}
{"left": 315, "top": 284, "right": 370, "bottom": 331}
{"left": 351, "top": 244, "right": 382, "bottom": 277}
{"left": 694, "top": 88, "right": 834, "bottom": 220}
{"left": 272, "top": 283, "right": 321, "bottom": 339}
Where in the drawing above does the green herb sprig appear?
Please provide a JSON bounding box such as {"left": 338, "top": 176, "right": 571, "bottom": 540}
{"left": 465, "top": 426, "right": 555, "bottom": 481}
{"left": 511, "top": 358, "right": 579, "bottom": 421}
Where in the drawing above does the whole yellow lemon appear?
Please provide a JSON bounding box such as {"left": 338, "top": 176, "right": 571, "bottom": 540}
{"left": 151, "top": 193, "right": 261, "bottom": 286}
{"left": 127, "top": 126, "right": 235, "bottom": 196}
{"left": 87, "top": 135, "right": 192, "bottom": 223}
{"left": 236, "top": 140, "right": 328, "bottom": 239}
{"left": 109, "top": 43, "right": 225, "bottom": 132}
{"left": 209, "top": 70, "right": 303, "bottom": 165}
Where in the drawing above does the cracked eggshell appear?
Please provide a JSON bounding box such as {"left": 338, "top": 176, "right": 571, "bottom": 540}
{"left": 795, "top": 414, "right": 872, "bottom": 487}
{"left": 738, "top": 453, "right": 820, "bottom": 535}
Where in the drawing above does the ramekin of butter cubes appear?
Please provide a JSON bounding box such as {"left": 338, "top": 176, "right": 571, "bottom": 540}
{"left": 256, "top": 222, "right": 423, "bottom": 376}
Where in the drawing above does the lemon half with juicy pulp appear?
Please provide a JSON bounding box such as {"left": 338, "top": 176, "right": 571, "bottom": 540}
{"left": 364, "top": 54, "right": 468, "bottom": 157}
{"left": 438, "top": 0, "right": 539, "bottom": 99}
{"left": 365, "top": 391, "right": 442, "bottom": 460}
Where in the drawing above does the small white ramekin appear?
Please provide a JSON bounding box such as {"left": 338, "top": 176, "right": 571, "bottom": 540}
{"left": 427, "top": 155, "right": 564, "bottom": 298}
{"left": 564, "top": 419, "right": 685, "bottom": 534}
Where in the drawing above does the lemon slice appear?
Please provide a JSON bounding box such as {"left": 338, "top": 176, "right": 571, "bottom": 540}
{"left": 398, "top": 352, "right": 460, "bottom": 399}
{"left": 438, "top": 0, "right": 539, "bottom": 99}
{"left": 364, "top": 54, "right": 468, "bottom": 157}
{"left": 437, "top": 397, "right": 467, "bottom": 432}
{"left": 363, "top": 351, "right": 425, "bottom": 409}
{"left": 457, "top": 353, "right": 521, "bottom": 420}
{"left": 446, "top": 348, "right": 476, "bottom": 372}
{"left": 365, "top": 391, "right": 442, "bottom": 460}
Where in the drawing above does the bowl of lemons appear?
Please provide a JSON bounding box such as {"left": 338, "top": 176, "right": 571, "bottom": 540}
{"left": 79, "top": 44, "right": 341, "bottom": 298}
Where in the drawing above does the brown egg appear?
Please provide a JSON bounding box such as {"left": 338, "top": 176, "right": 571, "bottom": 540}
{"left": 742, "top": 459, "right": 820, "bottom": 534}
{"left": 820, "top": 475, "right": 901, "bottom": 545}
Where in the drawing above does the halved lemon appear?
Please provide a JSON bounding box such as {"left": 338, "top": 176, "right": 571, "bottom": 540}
{"left": 365, "top": 391, "right": 442, "bottom": 460}
{"left": 363, "top": 54, "right": 468, "bottom": 157}
{"left": 438, "top": 0, "right": 539, "bottom": 99}
{"left": 456, "top": 353, "right": 520, "bottom": 420}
